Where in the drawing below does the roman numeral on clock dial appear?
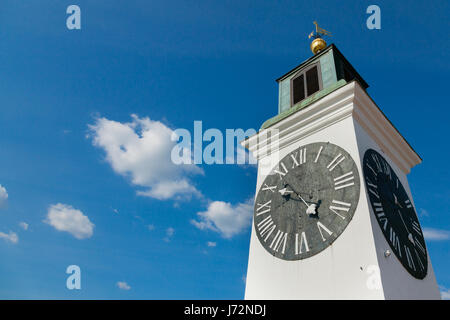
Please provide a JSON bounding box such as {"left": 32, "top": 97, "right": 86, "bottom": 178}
{"left": 257, "top": 216, "right": 276, "bottom": 242}
{"left": 414, "top": 249, "right": 425, "bottom": 271}
{"left": 295, "top": 232, "right": 309, "bottom": 254}
{"left": 269, "top": 230, "right": 288, "bottom": 254}
{"left": 372, "top": 202, "right": 388, "bottom": 230}
{"left": 273, "top": 162, "right": 288, "bottom": 179}
{"left": 327, "top": 153, "right": 345, "bottom": 171}
{"left": 404, "top": 199, "right": 412, "bottom": 209}
{"left": 372, "top": 201, "right": 383, "bottom": 213}
{"left": 317, "top": 222, "right": 333, "bottom": 241}
{"left": 372, "top": 202, "right": 388, "bottom": 231}
{"left": 368, "top": 186, "right": 380, "bottom": 199}
{"left": 366, "top": 177, "right": 377, "bottom": 190}
{"left": 414, "top": 236, "right": 426, "bottom": 255}
{"left": 404, "top": 245, "right": 416, "bottom": 271}
{"left": 314, "top": 145, "right": 323, "bottom": 163}
{"left": 366, "top": 162, "right": 378, "bottom": 177}
{"left": 371, "top": 154, "right": 382, "bottom": 172}
{"left": 261, "top": 184, "right": 277, "bottom": 193}
{"left": 255, "top": 200, "right": 271, "bottom": 216}
{"left": 334, "top": 172, "right": 355, "bottom": 190}
{"left": 290, "top": 148, "right": 306, "bottom": 168}
{"left": 411, "top": 221, "right": 422, "bottom": 235}
{"left": 390, "top": 227, "right": 402, "bottom": 257}
{"left": 329, "top": 200, "right": 351, "bottom": 219}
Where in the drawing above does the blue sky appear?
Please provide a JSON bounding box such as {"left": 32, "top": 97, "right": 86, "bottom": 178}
{"left": 0, "top": 0, "right": 449, "bottom": 299}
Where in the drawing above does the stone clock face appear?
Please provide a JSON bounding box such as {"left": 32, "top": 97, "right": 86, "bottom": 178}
{"left": 254, "top": 142, "right": 360, "bottom": 261}
{"left": 363, "top": 149, "right": 428, "bottom": 279}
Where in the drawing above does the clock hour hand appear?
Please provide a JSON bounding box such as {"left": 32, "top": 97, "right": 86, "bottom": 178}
{"left": 393, "top": 193, "right": 403, "bottom": 208}
{"left": 278, "top": 187, "right": 294, "bottom": 196}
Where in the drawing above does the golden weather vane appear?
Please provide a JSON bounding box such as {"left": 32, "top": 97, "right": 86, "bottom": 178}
{"left": 308, "top": 21, "right": 332, "bottom": 54}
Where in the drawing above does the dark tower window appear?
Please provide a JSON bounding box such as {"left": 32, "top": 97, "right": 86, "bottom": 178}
{"left": 292, "top": 74, "right": 305, "bottom": 105}
{"left": 291, "top": 63, "right": 322, "bottom": 107}
{"left": 306, "top": 66, "right": 320, "bottom": 96}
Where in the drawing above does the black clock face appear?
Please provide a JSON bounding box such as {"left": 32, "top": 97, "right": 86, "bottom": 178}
{"left": 254, "top": 142, "right": 360, "bottom": 260}
{"left": 363, "top": 149, "right": 428, "bottom": 279}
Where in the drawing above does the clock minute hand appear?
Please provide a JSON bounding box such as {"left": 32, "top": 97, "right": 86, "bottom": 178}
{"left": 292, "top": 191, "right": 310, "bottom": 207}
{"left": 290, "top": 189, "right": 318, "bottom": 216}
{"left": 398, "top": 209, "right": 415, "bottom": 245}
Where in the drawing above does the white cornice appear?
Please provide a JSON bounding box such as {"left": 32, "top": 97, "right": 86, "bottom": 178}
{"left": 241, "top": 81, "right": 421, "bottom": 174}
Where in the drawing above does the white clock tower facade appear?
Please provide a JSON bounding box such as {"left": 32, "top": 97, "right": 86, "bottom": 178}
{"left": 242, "top": 43, "right": 441, "bottom": 300}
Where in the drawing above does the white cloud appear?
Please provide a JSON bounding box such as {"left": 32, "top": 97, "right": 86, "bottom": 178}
{"left": 89, "top": 115, "right": 203, "bottom": 201}
{"left": 117, "top": 281, "right": 131, "bottom": 290}
{"left": 147, "top": 224, "right": 155, "bottom": 231}
{"left": 419, "top": 208, "right": 429, "bottom": 217}
{"left": 137, "top": 180, "right": 201, "bottom": 200}
{"left": 207, "top": 241, "right": 216, "bottom": 247}
{"left": 164, "top": 227, "right": 175, "bottom": 242}
{"left": 0, "top": 231, "right": 18, "bottom": 244}
{"left": 44, "top": 203, "right": 94, "bottom": 239}
{"left": 19, "top": 222, "right": 29, "bottom": 230}
{"left": 191, "top": 199, "right": 253, "bottom": 238}
{"left": 166, "top": 227, "right": 175, "bottom": 236}
{"left": 440, "top": 286, "right": 450, "bottom": 300}
{"left": 423, "top": 228, "right": 450, "bottom": 241}
{"left": 0, "top": 184, "right": 8, "bottom": 208}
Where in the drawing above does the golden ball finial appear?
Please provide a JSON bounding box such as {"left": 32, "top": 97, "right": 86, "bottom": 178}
{"left": 310, "top": 37, "right": 327, "bottom": 54}
{"left": 308, "top": 21, "right": 332, "bottom": 54}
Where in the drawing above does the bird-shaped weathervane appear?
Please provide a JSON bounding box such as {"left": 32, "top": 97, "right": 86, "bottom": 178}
{"left": 308, "top": 21, "right": 332, "bottom": 54}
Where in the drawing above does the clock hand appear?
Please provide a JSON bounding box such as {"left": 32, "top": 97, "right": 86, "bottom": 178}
{"left": 281, "top": 183, "right": 318, "bottom": 216}
{"left": 279, "top": 174, "right": 319, "bottom": 216}
{"left": 278, "top": 188, "right": 293, "bottom": 196}
{"left": 295, "top": 193, "right": 310, "bottom": 207}
{"left": 393, "top": 193, "right": 403, "bottom": 208}
{"left": 398, "top": 209, "right": 415, "bottom": 245}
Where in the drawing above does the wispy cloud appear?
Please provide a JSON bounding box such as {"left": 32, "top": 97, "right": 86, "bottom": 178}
{"left": 423, "top": 228, "right": 450, "bottom": 241}
{"left": 440, "top": 285, "right": 450, "bottom": 300}
{"left": 19, "top": 222, "right": 29, "bottom": 230}
{"left": 0, "top": 231, "right": 18, "bottom": 244}
{"left": 164, "top": 227, "right": 175, "bottom": 242}
{"left": 192, "top": 198, "right": 253, "bottom": 238}
{"left": 44, "top": 203, "right": 94, "bottom": 239}
{"left": 419, "top": 208, "right": 429, "bottom": 217}
{"left": 0, "top": 184, "right": 8, "bottom": 208}
{"left": 116, "top": 281, "right": 131, "bottom": 290}
{"left": 207, "top": 241, "right": 216, "bottom": 247}
{"left": 88, "top": 114, "right": 203, "bottom": 201}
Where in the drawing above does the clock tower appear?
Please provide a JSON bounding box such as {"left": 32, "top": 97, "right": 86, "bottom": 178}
{"left": 241, "top": 27, "right": 440, "bottom": 299}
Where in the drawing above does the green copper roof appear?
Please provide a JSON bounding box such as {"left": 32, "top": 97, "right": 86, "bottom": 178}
{"left": 261, "top": 79, "right": 347, "bottom": 129}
